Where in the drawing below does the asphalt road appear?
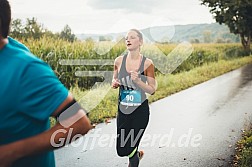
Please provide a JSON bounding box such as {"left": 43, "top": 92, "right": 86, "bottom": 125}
{"left": 55, "top": 64, "right": 252, "bottom": 167}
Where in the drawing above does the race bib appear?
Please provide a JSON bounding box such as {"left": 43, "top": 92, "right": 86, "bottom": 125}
{"left": 120, "top": 89, "right": 141, "bottom": 106}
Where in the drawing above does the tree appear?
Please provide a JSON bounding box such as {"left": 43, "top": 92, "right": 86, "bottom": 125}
{"left": 200, "top": 0, "right": 252, "bottom": 51}
{"left": 10, "top": 18, "right": 44, "bottom": 39}
{"left": 10, "top": 19, "right": 24, "bottom": 39}
{"left": 10, "top": 18, "right": 76, "bottom": 40}
{"left": 24, "top": 17, "right": 44, "bottom": 39}
{"left": 43, "top": 29, "right": 58, "bottom": 39}
{"left": 59, "top": 25, "right": 76, "bottom": 42}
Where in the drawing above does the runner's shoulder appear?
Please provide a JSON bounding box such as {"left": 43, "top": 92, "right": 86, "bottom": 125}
{"left": 114, "top": 55, "right": 124, "bottom": 67}
{"left": 144, "top": 58, "right": 154, "bottom": 68}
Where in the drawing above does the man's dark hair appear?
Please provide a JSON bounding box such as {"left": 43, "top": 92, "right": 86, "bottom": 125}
{"left": 0, "top": 0, "right": 11, "bottom": 38}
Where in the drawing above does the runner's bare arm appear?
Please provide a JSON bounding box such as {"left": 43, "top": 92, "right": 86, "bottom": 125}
{"left": 0, "top": 93, "right": 92, "bottom": 167}
{"left": 112, "top": 56, "right": 123, "bottom": 89}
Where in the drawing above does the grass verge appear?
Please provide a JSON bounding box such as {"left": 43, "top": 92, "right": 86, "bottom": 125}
{"left": 233, "top": 119, "right": 252, "bottom": 167}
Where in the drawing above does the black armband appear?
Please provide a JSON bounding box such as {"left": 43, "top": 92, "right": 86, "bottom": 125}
{"left": 55, "top": 99, "right": 88, "bottom": 120}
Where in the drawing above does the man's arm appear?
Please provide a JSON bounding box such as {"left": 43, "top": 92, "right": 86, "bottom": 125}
{"left": 0, "top": 93, "right": 92, "bottom": 167}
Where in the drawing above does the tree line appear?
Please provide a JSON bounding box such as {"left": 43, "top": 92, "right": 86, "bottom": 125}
{"left": 10, "top": 17, "right": 76, "bottom": 42}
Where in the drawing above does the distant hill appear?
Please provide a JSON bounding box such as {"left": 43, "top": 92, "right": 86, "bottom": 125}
{"left": 76, "top": 23, "right": 240, "bottom": 43}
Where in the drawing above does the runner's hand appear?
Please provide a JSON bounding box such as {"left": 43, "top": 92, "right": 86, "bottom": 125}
{"left": 112, "top": 78, "right": 120, "bottom": 89}
{"left": 130, "top": 71, "right": 140, "bottom": 84}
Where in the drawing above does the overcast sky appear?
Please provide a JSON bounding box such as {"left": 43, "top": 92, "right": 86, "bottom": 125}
{"left": 9, "top": 0, "right": 215, "bottom": 34}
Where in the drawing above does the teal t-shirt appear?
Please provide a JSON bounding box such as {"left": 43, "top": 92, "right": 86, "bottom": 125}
{"left": 0, "top": 37, "right": 68, "bottom": 167}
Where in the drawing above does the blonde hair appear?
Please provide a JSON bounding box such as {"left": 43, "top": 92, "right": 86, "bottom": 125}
{"left": 129, "top": 29, "right": 143, "bottom": 41}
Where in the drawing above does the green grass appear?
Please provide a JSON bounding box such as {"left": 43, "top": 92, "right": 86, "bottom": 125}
{"left": 234, "top": 121, "right": 252, "bottom": 167}
{"left": 233, "top": 117, "right": 252, "bottom": 167}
